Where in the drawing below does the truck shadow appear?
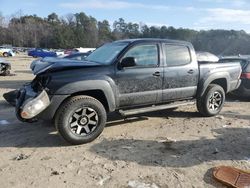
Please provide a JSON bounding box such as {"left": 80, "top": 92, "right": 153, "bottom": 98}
{"left": 0, "top": 98, "right": 204, "bottom": 148}
{"left": 90, "top": 128, "right": 250, "bottom": 168}
{"left": 106, "top": 109, "right": 200, "bottom": 127}
{"left": 0, "top": 121, "right": 67, "bottom": 147}
{"left": 0, "top": 109, "right": 206, "bottom": 148}
{"left": 0, "top": 96, "right": 247, "bottom": 150}
{"left": 226, "top": 94, "right": 250, "bottom": 102}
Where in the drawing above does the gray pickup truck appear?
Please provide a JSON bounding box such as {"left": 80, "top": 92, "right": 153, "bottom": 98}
{"left": 15, "top": 39, "right": 241, "bottom": 144}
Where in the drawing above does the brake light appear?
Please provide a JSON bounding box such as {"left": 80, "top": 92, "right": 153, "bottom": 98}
{"left": 240, "top": 73, "right": 250, "bottom": 79}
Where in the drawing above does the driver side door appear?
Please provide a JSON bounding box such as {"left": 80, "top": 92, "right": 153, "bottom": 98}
{"left": 114, "top": 43, "right": 163, "bottom": 108}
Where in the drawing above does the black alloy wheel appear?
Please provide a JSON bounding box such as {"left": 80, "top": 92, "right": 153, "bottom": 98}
{"left": 197, "top": 84, "right": 225, "bottom": 116}
{"left": 55, "top": 95, "right": 107, "bottom": 145}
{"left": 69, "top": 107, "right": 99, "bottom": 136}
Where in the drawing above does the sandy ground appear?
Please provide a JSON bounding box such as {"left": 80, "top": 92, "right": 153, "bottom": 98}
{"left": 0, "top": 54, "right": 250, "bottom": 188}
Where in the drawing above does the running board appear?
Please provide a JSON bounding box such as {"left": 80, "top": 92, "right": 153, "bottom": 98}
{"left": 119, "top": 101, "right": 195, "bottom": 116}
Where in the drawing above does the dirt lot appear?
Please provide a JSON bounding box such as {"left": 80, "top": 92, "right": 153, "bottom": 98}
{"left": 0, "top": 54, "right": 250, "bottom": 188}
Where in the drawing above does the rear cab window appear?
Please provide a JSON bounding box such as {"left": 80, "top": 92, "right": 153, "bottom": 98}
{"left": 163, "top": 44, "right": 191, "bottom": 66}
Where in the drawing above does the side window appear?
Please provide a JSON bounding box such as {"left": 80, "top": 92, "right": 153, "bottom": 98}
{"left": 123, "top": 44, "right": 158, "bottom": 67}
{"left": 164, "top": 44, "right": 191, "bottom": 66}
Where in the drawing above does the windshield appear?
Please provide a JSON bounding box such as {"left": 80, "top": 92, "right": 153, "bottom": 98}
{"left": 85, "top": 42, "right": 129, "bottom": 65}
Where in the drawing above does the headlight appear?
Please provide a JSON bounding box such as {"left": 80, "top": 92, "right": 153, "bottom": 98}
{"left": 21, "top": 90, "right": 50, "bottom": 119}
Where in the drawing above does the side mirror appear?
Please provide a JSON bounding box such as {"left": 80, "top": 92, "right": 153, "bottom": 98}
{"left": 120, "top": 57, "right": 136, "bottom": 68}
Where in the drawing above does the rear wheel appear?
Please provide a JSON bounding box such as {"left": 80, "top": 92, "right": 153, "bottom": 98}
{"left": 197, "top": 84, "right": 225, "bottom": 116}
{"left": 54, "top": 95, "right": 107, "bottom": 145}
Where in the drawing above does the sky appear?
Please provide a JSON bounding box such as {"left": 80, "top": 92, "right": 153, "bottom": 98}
{"left": 1, "top": 0, "right": 250, "bottom": 32}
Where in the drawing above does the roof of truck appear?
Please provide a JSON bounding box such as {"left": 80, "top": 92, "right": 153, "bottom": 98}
{"left": 115, "top": 38, "right": 191, "bottom": 45}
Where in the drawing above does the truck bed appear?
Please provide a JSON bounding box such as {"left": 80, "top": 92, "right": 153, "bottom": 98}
{"left": 198, "top": 62, "right": 242, "bottom": 93}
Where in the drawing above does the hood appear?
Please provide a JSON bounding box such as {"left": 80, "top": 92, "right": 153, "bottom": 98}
{"left": 32, "top": 57, "right": 102, "bottom": 75}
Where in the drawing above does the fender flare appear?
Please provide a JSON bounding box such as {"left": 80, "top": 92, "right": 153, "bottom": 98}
{"left": 55, "top": 79, "right": 116, "bottom": 112}
{"left": 198, "top": 72, "right": 230, "bottom": 97}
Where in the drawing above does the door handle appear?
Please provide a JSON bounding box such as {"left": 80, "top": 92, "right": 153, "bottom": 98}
{"left": 153, "top": 71, "right": 161, "bottom": 77}
{"left": 187, "top": 69, "right": 194, "bottom": 74}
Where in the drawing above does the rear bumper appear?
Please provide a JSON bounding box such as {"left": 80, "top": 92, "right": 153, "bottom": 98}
{"left": 229, "top": 79, "right": 241, "bottom": 93}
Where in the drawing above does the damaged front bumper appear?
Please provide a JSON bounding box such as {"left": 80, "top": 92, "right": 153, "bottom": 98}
{"left": 16, "top": 84, "right": 50, "bottom": 122}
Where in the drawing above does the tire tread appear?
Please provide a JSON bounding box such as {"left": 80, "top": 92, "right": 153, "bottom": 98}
{"left": 55, "top": 95, "right": 106, "bottom": 145}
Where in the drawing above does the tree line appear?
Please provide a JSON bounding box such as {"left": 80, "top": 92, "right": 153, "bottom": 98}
{"left": 1, "top": 12, "right": 250, "bottom": 55}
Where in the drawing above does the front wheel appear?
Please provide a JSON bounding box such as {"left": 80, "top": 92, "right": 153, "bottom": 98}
{"left": 54, "top": 95, "right": 107, "bottom": 145}
{"left": 197, "top": 84, "right": 225, "bottom": 117}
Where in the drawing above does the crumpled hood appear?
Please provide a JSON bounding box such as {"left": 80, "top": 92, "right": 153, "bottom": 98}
{"left": 31, "top": 57, "right": 101, "bottom": 75}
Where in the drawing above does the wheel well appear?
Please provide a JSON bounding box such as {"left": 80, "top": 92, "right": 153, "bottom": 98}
{"left": 210, "top": 78, "right": 227, "bottom": 93}
{"left": 71, "top": 90, "right": 110, "bottom": 112}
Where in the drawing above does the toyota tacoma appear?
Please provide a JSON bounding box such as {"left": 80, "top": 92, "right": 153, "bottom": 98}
{"left": 15, "top": 39, "right": 242, "bottom": 144}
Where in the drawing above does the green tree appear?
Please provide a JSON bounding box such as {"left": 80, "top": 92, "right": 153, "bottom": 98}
{"left": 47, "top": 13, "right": 60, "bottom": 23}
{"left": 98, "top": 20, "right": 112, "bottom": 45}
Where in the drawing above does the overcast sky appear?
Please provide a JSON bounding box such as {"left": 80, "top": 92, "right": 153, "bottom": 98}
{"left": 1, "top": 0, "right": 250, "bottom": 32}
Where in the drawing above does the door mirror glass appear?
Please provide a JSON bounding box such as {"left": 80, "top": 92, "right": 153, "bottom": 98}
{"left": 120, "top": 57, "right": 136, "bottom": 68}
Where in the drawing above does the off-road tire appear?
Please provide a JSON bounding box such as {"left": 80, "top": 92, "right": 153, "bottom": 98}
{"left": 197, "top": 84, "right": 225, "bottom": 117}
{"left": 54, "top": 95, "right": 107, "bottom": 145}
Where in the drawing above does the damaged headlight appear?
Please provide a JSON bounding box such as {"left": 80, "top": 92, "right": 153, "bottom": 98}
{"left": 20, "top": 90, "right": 50, "bottom": 119}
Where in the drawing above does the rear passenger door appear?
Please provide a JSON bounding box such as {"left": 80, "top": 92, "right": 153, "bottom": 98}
{"left": 162, "top": 43, "right": 199, "bottom": 101}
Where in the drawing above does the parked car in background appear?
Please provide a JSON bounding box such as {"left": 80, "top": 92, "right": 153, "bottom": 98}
{"left": 0, "top": 48, "right": 15, "bottom": 57}
{"left": 74, "top": 47, "right": 95, "bottom": 53}
{"left": 64, "top": 49, "right": 75, "bottom": 55}
{"left": 64, "top": 52, "right": 91, "bottom": 60}
{"left": 28, "top": 48, "right": 57, "bottom": 58}
{"left": 0, "top": 58, "right": 11, "bottom": 75}
{"left": 64, "top": 48, "right": 95, "bottom": 56}
{"left": 219, "top": 56, "right": 250, "bottom": 97}
{"left": 55, "top": 50, "right": 65, "bottom": 57}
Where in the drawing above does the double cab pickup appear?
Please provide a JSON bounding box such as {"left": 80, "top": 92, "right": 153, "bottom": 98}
{"left": 15, "top": 39, "right": 241, "bottom": 144}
